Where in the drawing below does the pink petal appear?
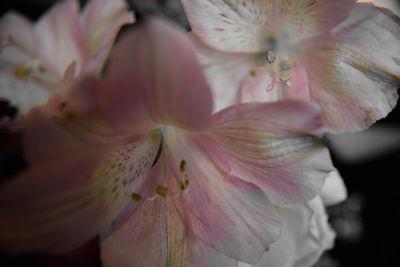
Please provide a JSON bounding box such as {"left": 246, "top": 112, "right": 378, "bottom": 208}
{"left": 182, "top": 0, "right": 271, "bottom": 52}
{"left": 190, "top": 33, "right": 256, "bottom": 112}
{"left": 302, "top": 3, "right": 400, "bottom": 132}
{"left": 179, "top": 138, "right": 281, "bottom": 264}
{"left": 34, "top": 0, "right": 85, "bottom": 76}
{"left": 208, "top": 101, "right": 334, "bottom": 205}
{"left": 280, "top": 0, "right": 357, "bottom": 43}
{"left": 80, "top": 0, "right": 134, "bottom": 74}
{"left": 0, "top": 109, "right": 161, "bottom": 253}
{"left": 101, "top": 197, "right": 188, "bottom": 267}
{"left": 102, "top": 17, "right": 212, "bottom": 132}
{"left": 102, "top": 195, "right": 238, "bottom": 267}
{"left": 185, "top": 173, "right": 281, "bottom": 264}
{"left": 0, "top": 12, "right": 35, "bottom": 56}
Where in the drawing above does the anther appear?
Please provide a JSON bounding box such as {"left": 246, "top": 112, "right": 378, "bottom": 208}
{"left": 180, "top": 160, "right": 186, "bottom": 172}
{"left": 266, "top": 49, "right": 275, "bottom": 64}
{"left": 156, "top": 185, "right": 168, "bottom": 197}
{"left": 131, "top": 193, "right": 142, "bottom": 202}
{"left": 250, "top": 70, "right": 257, "bottom": 77}
{"left": 279, "top": 74, "right": 289, "bottom": 82}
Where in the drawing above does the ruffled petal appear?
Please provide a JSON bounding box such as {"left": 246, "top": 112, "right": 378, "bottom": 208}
{"left": 80, "top": 0, "right": 134, "bottom": 74}
{"left": 182, "top": 0, "right": 272, "bottom": 52}
{"left": 302, "top": 3, "right": 400, "bottom": 132}
{"left": 208, "top": 101, "right": 334, "bottom": 205}
{"left": 0, "top": 109, "right": 161, "bottom": 253}
{"left": 102, "top": 17, "right": 212, "bottom": 132}
{"left": 279, "top": 0, "right": 357, "bottom": 43}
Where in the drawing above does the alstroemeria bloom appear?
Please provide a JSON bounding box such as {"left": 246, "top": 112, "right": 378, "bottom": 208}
{"left": 182, "top": 0, "right": 400, "bottom": 132}
{"left": 0, "top": 17, "right": 334, "bottom": 266}
{"left": 0, "top": 0, "right": 134, "bottom": 113}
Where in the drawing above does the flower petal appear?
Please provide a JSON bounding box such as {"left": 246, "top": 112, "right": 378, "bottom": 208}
{"left": 0, "top": 75, "right": 49, "bottom": 113}
{"left": 101, "top": 197, "right": 187, "bottom": 267}
{"left": 102, "top": 17, "right": 213, "bottom": 132}
{"left": 34, "top": 0, "right": 85, "bottom": 76}
{"left": 239, "top": 196, "right": 335, "bottom": 267}
{"left": 302, "top": 3, "right": 400, "bottom": 132}
{"left": 190, "top": 33, "right": 257, "bottom": 112}
{"left": 320, "top": 171, "right": 347, "bottom": 206}
{"left": 208, "top": 101, "right": 334, "bottom": 205}
{"left": 182, "top": 0, "right": 271, "bottom": 52}
{"left": 280, "top": 0, "right": 357, "bottom": 43}
{"left": 177, "top": 137, "right": 281, "bottom": 264}
{"left": 0, "top": 109, "right": 161, "bottom": 253}
{"left": 80, "top": 0, "right": 134, "bottom": 74}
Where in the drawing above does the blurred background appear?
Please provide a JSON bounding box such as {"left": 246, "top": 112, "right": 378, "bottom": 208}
{"left": 1, "top": 0, "right": 400, "bottom": 266}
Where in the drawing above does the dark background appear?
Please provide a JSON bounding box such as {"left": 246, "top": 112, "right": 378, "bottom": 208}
{"left": 1, "top": 0, "right": 400, "bottom": 266}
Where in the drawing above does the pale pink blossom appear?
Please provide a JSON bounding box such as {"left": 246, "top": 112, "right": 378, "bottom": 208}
{"left": 0, "top": 0, "right": 134, "bottom": 112}
{"left": 182, "top": 0, "right": 400, "bottom": 133}
{"left": 0, "top": 17, "right": 334, "bottom": 266}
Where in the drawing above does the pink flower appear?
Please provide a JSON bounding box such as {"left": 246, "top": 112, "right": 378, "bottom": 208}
{"left": 0, "top": 0, "right": 134, "bottom": 113}
{"left": 182, "top": 0, "right": 400, "bottom": 133}
{"left": 0, "top": 17, "right": 334, "bottom": 266}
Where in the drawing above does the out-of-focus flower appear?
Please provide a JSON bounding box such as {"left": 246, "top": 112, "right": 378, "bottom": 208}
{"left": 182, "top": 0, "right": 400, "bottom": 133}
{"left": 238, "top": 196, "right": 335, "bottom": 267}
{"left": 0, "top": 0, "right": 134, "bottom": 113}
{"left": 0, "top": 17, "right": 334, "bottom": 266}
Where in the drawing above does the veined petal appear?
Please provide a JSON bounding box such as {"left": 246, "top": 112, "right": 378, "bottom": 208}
{"left": 101, "top": 197, "right": 187, "bottom": 267}
{"left": 178, "top": 136, "right": 281, "bottom": 264}
{"left": 81, "top": 0, "right": 134, "bottom": 74}
{"left": 182, "top": 0, "right": 272, "bottom": 52}
{"left": 190, "top": 33, "right": 256, "bottom": 112}
{"left": 0, "top": 109, "right": 160, "bottom": 253}
{"left": 208, "top": 101, "right": 334, "bottom": 205}
{"left": 303, "top": 3, "right": 400, "bottom": 132}
{"left": 34, "top": 0, "right": 85, "bottom": 76}
{"left": 280, "top": 0, "right": 357, "bottom": 43}
{"left": 102, "top": 17, "right": 212, "bottom": 132}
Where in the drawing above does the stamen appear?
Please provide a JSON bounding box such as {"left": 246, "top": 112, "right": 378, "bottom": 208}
{"left": 156, "top": 185, "right": 168, "bottom": 197}
{"left": 279, "top": 74, "right": 289, "bottom": 82}
{"left": 131, "top": 193, "right": 142, "bottom": 202}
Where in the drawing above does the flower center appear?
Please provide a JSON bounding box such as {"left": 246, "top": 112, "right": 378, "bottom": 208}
{"left": 130, "top": 126, "right": 191, "bottom": 203}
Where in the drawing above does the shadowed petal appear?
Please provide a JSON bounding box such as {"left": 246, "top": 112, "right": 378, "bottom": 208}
{"left": 102, "top": 17, "right": 212, "bottom": 132}
{"left": 208, "top": 101, "right": 334, "bottom": 205}
{"left": 81, "top": 0, "right": 135, "bottom": 74}
{"left": 0, "top": 109, "right": 160, "bottom": 253}
{"left": 303, "top": 4, "right": 400, "bottom": 132}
